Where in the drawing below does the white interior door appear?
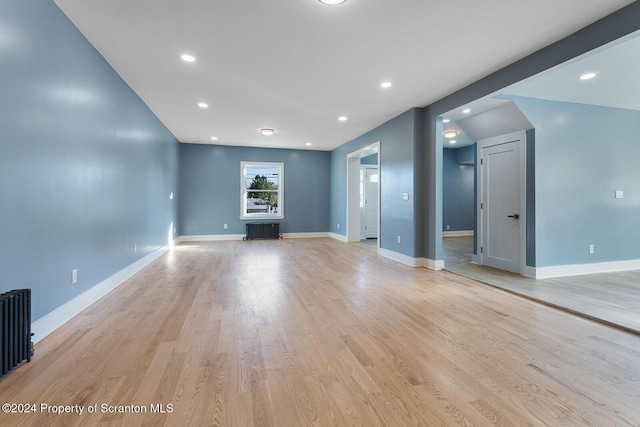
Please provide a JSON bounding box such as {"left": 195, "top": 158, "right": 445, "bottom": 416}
{"left": 364, "top": 167, "right": 378, "bottom": 238}
{"left": 480, "top": 137, "right": 523, "bottom": 274}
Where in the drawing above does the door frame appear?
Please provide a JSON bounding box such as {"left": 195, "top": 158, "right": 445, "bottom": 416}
{"left": 360, "top": 166, "right": 379, "bottom": 239}
{"left": 476, "top": 130, "right": 527, "bottom": 275}
{"left": 347, "top": 142, "right": 380, "bottom": 250}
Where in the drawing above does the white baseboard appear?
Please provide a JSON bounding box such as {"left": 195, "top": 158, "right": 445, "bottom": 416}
{"left": 378, "top": 248, "right": 444, "bottom": 270}
{"left": 421, "top": 258, "right": 445, "bottom": 270}
{"left": 533, "top": 259, "right": 640, "bottom": 279}
{"left": 180, "top": 234, "right": 245, "bottom": 241}
{"left": 31, "top": 245, "right": 168, "bottom": 343}
{"left": 282, "top": 232, "right": 330, "bottom": 239}
{"left": 443, "top": 230, "right": 474, "bottom": 237}
{"left": 328, "top": 232, "right": 348, "bottom": 242}
{"left": 521, "top": 266, "right": 537, "bottom": 278}
{"left": 180, "top": 232, "right": 331, "bottom": 242}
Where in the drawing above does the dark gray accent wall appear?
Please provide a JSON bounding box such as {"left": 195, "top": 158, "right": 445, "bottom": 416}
{"left": 179, "top": 144, "right": 330, "bottom": 235}
{"left": 422, "top": 2, "right": 640, "bottom": 262}
{"left": 0, "top": 0, "right": 179, "bottom": 320}
{"left": 526, "top": 129, "right": 536, "bottom": 267}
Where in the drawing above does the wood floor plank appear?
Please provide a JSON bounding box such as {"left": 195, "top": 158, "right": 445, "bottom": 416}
{"left": 443, "top": 235, "right": 640, "bottom": 333}
{"left": 1, "top": 238, "right": 640, "bottom": 426}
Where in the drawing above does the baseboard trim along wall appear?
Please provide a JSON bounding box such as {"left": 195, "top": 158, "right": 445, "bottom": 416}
{"left": 443, "top": 230, "right": 474, "bottom": 237}
{"left": 31, "top": 244, "right": 170, "bottom": 343}
{"left": 379, "top": 248, "right": 444, "bottom": 270}
{"left": 281, "top": 232, "right": 331, "bottom": 239}
{"left": 179, "top": 234, "right": 246, "bottom": 241}
{"left": 180, "top": 232, "right": 331, "bottom": 242}
{"left": 533, "top": 259, "right": 640, "bottom": 279}
{"left": 328, "top": 232, "right": 348, "bottom": 242}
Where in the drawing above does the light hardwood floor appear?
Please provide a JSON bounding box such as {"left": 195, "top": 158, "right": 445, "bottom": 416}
{"left": 1, "top": 238, "right": 640, "bottom": 426}
{"left": 443, "top": 236, "right": 640, "bottom": 334}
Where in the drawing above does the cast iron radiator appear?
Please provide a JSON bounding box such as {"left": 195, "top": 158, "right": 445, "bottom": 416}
{"left": 1, "top": 289, "right": 33, "bottom": 378}
{"left": 244, "top": 223, "right": 280, "bottom": 240}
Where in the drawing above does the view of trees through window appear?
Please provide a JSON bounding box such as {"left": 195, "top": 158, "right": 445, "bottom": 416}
{"left": 241, "top": 162, "right": 283, "bottom": 218}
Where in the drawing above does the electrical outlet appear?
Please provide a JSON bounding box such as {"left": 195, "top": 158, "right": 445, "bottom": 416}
{"left": 224, "top": 223, "right": 228, "bottom": 229}
{"left": 589, "top": 244, "right": 595, "bottom": 254}
{"left": 446, "top": 225, "right": 450, "bottom": 230}
{"left": 72, "top": 269, "right": 78, "bottom": 284}
{"left": 134, "top": 244, "right": 137, "bottom": 253}
{"left": 397, "top": 235, "right": 401, "bottom": 244}
{"left": 337, "top": 223, "right": 340, "bottom": 229}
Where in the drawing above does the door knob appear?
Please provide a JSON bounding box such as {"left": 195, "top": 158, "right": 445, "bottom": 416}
{"left": 507, "top": 214, "right": 520, "bottom": 219}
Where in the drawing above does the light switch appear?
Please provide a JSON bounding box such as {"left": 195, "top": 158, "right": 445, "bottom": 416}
{"left": 615, "top": 190, "right": 624, "bottom": 199}
{"left": 402, "top": 193, "right": 409, "bottom": 201}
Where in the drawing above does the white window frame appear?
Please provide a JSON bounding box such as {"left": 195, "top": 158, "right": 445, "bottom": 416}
{"left": 240, "top": 161, "right": 284, "bottom": 220}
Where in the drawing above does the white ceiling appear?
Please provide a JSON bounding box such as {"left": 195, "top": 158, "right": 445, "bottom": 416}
{"left": 500, "top": 30, "right": 640, "bottom": 111}
{"left": 53, "top": 0, "right": 634, "bottom": 151}
{"left": 441, "top": 28, "right": 640, "bottom": 149}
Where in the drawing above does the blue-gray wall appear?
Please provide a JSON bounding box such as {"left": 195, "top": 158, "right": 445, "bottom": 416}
{"left": 0, "top": 0, "right": 179, "bottom": 321}
{"left": 179, "top": 144, "right": 330, "bottom": 235}
{"left": 456, "top": 145, "right": 475, "bottom": 165}
{"left": 443, "top": 148, "right": 474, "bottom": 232}
{"left": 360, "top": 153, "right": 378, "bottom": 165}
{"left": 508, "top": 96, "right": 640, "bottom": 266}
{"left": 330, "top": 108, "right": 422, "bottom": 257}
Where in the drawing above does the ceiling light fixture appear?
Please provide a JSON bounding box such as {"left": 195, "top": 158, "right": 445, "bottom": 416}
{"left": 442, "top": 118, "right": 450, "bottom": 123}
{"left": 260, "top": 128, "right": 275, "bottom": 136}
{"left": 305, "top": 142, "right": 312, "bottom": 146}
{"left": 449, "top": 140, "right": 457, "bottom": 144}
{"left": 210, "top": 137, "right": 218, "bottom": 141}
{"left": 462, "top": 108, "right": 471, "bottom": 114}
{"left": 339, "top": 116, "right": 348, "bottom": 121}
{"left": 198, "top": 102, "right": 208, "bottom": 108}
{"left": 443, "top": 130, "right": 459, "bottom": 138}
{"left": 319, "top": 0, "right": 347, "bottom": 5}
{"left": 579, "top": 72, "right": 597, "bottom": 80}
{"left": 181, "top": 54, "right": 196, "bottom": 62}
{"left": 380, "top": 82, "right": 392, "bottom": 88}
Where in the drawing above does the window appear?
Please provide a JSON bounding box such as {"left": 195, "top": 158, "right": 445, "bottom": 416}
{"left": 240, "top": 161, "right": 284, "bottom": 219}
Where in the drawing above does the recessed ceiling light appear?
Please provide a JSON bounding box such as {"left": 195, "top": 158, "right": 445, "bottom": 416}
{"left": 181, "top": 54, "right": 195, "bottom": 62}
{"left": 319, "top": 0, "right": 347, "bottom": 5}
{"left": 198, "top": 102, "right": 208, "bottom": 108}
{"left": 380, "top": 81, "right": 392, "bottom": 88}
{"left": 449, "top": 140, "right": 457, "bottom": 144}
{"left": 260, "top": 128, "right": 275, "bottom": 136}
{"left": 442, "top": 118, "right": 450, "bottom": 123}
{"left": 462, "top": 108, "right": 471, "bottom": 114}
{"left": 305, "top": 142, "right": 312, "bottom": 146}
{"left": 339, "top": 116, "right": 348, "bottom": 121}
{"left": 579, "top": 72, "right": 597, "bottom": 80}
{"left": 443, "top": 130, "right": 459, "bottom": 138}
{"left": 210, "top": 136, "right": 218, "bottom": 141}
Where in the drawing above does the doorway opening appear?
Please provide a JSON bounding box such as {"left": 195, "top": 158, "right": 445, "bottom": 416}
{"left": 347, "top": 142, "right": 380, "bottom": 251}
